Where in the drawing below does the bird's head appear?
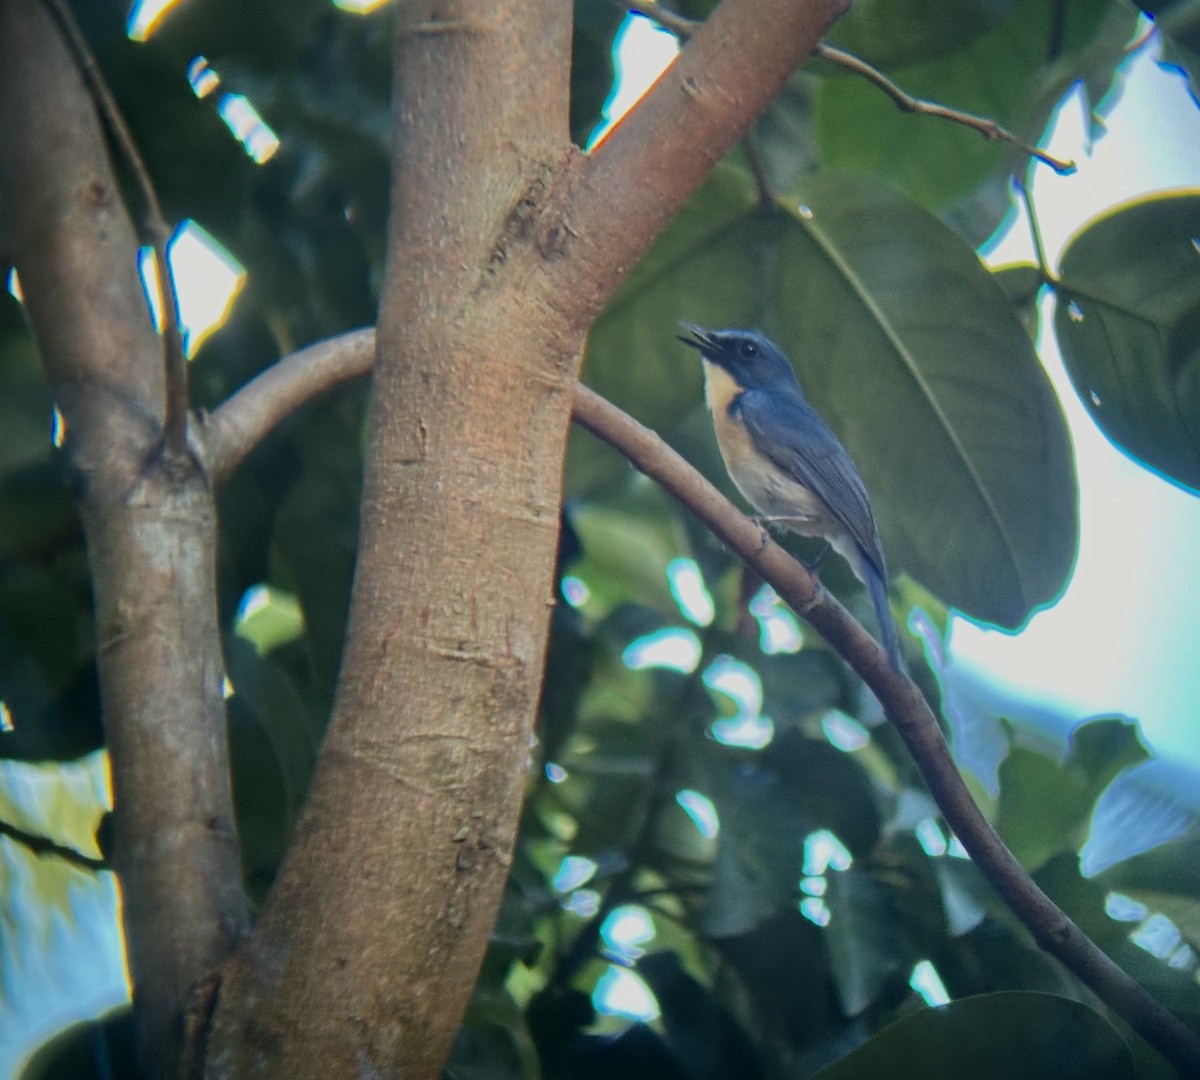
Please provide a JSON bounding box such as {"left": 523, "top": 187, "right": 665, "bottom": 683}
{"left": 677, "top": 324, "right": 799, "bottom": 391}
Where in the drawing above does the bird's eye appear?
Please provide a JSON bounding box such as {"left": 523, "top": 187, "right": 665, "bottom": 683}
{"left": 740, "top": 341, "right": 758, "bottom": 358}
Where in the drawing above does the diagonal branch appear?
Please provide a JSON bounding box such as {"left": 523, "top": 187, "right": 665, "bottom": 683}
{"left": 0, "top": 817, "right": 109, "bottom": 873}
{"left": 570, "top": 384, "right": 1200, "bottom": 1076}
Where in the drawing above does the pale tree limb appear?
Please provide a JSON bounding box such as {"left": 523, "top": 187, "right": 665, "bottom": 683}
{"left": 203, "top": 327, "right": 375, "bottom": 483}
{"left": 41, "top": 0, "right": 191, "bottom": 455}
{"left": 571, "top": 385, "right": 1200, "bottom": 1076}
{"left": 0, "top": 4, "right": 247, "bottom": 1076}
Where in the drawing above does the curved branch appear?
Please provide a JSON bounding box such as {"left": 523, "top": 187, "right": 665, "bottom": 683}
{"left": 203, "top": 327, "right": 375, "bottom": 483}
{"left": 570, "top": 384, "right": 1200, "bottom": 1076}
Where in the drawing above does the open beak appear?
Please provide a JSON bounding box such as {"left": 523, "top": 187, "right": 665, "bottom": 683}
{"left": 676, "top": 322, "right": 714, "bottom": 352}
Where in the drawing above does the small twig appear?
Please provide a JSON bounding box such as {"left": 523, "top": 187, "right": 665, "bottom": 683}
{"left": 815, "top": 44, "right": 1076, "bottom": 175}
{"left": 41, "top": 0, "right": 190, "bottom": 457}
{"left": 619, "top": 0, "right": 696, "bottom": 38}
{"left": 0, "top": 816, "right": 109, "bottom": 873}
{"left": 620, "top": 3, "right": 1076, "bottom": 177}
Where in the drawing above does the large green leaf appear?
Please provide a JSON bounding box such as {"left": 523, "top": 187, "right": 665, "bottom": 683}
{"left": 1055, "top": 192, "right": 1200, "bottom": 490}
{"left": 823, "top": 0, "right": 1019, "bottom": 71}
{"left": 586, "top": 166, "right": 1077, "bottom": 627}
{"left": 810, "top": 992, "right": 1137, "bottom": 1079}
{"left": 997, "top": 718, "right": 1148, "bottom": 871}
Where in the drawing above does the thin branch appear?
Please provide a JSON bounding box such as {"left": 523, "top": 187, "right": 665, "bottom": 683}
{"left": 203, "top": 327, "right": 376, "bottom": 483}
{"left": 570, "top": 383, "right": 1200, "bottom": 1076}
{"left": 620, "top": 3, "right": 1076, "bottom": 177}
{"left": 41, "top": 0, "right": 190, "bottom": 457}
{"left": 815, "top": 44, "right": 1077, "bottom": 175}
{"left": 0, "top": 817, "right": 109, "bottom": 873}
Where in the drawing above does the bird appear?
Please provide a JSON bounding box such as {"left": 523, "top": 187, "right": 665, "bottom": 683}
{"left": 678, "top": 324, "right": 903, "bottom": 670}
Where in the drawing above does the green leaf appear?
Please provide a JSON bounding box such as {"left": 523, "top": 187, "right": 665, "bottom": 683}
{"left": 997, "top": 718, "right": 1148, "bottom": 870}
{"left": 586, "top": 165, "right": 1077, "bottom": 628}
{"left": 567, "top": 480, "right": 693, "bottom": 620}
{"left": 810, "top": 992, "right": 1137, "bottom": 1079}
{"left": 824, "top": 0, "right": 1019, "bottom": 70}
{"left": 778, "top": 172, "right": 1076, "bottom": 626}
{"left": 824, "top": 867, "right": 907, "bottom": 1016}
{"left": 1055, "top": 192, "right": 1200, "bottom": 490}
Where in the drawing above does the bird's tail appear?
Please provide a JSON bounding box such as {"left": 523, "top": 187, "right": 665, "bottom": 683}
{"left": 865, "top": 562, "right": 904, "bottom": 672}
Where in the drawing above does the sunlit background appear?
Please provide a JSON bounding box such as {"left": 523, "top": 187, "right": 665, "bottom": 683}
{"left": 3, "top": 3, "right": 1199, "bottom": 1073}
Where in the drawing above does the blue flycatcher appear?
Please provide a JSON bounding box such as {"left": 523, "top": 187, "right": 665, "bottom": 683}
{"left": 679, "top": 324, "right": 903, "bottom": 670}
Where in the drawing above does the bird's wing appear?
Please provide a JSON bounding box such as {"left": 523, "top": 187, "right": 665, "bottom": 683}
{"left": 734, "top": 388, "right": 887, "bottom": 576}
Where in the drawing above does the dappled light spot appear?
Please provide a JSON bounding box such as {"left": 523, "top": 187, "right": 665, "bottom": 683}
{"left": 1105, "top": 891, "right": 1148, "bottom": 922}
{"left": 562, "top": 889, "right": 600, "bottom": 918}
{"left": 186, "top": 56, "right": 220, "bottom": 99}
{"left": 332, "top": 0, "right": 391, "bottom": 12}
{"left": 553, "top": 855, "right": 597, "bottom": 895}
{"left": 711, "top": 713, "right": 774, "bottom": 750}
{"left": 126, "top": 0, "right": 185, "bottom": 41}
{"left": 137, "top": 223, "right": 245, "bottom": 358}
{"left": 909, "top": 960, "right": 950, "bottom": 1006}
{"left": 749, "top": 585, "right": 804, "bottom": 654}
{"left": 593, "top": 965, "right": 659, "bottom": 1022}
{"left": 675, "top": 789, "right": 719, "bottom": 840}
{"left": 561, "top": 575, "right": 590, "bottom": 608}
{"left": 821, "top": 710, "right": 869, "bottom": 752}
{"left": 705, "top": 654, "right": 773, "bottom": 747}
{"left": 544, "top": 762, "right": 568, "bottom": 784}
{"left": 666, "top": 558, "right": 714, "bottom": 626}
{"left": 234, "top": 583, "right": 305, "bottom": 656}
{"left": 914, "top": 817, "right": 948, "bottom": 857}
{"left": 217, "top": 94, "right": 280, "bottom": 164}
{"left": 622, "top": 628, "right": 700, "bottom": 673}
{"left": 804, "top": 829, "right": 853, "bottom": 875}
{"left": 600, "top": 905, "right": 655, "bottom": 965}
{"left": 799, "top": 897, "right": 830, "bottom": 927}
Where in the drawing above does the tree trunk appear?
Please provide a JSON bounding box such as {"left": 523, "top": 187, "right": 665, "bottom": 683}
{"left": 0, "top": 2, "right": 247, "bottom": 1074}
{"left": 202, "top": 3, "right": 581, "bottom": 1076}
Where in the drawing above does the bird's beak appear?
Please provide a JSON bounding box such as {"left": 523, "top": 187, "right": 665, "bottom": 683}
{"left": 677, "top": 322, "right": 713, "bottom": 352}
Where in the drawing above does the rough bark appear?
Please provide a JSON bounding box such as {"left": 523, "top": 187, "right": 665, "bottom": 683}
{"left": 0, "top": 2, "right": 247, "bottom": 1074}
